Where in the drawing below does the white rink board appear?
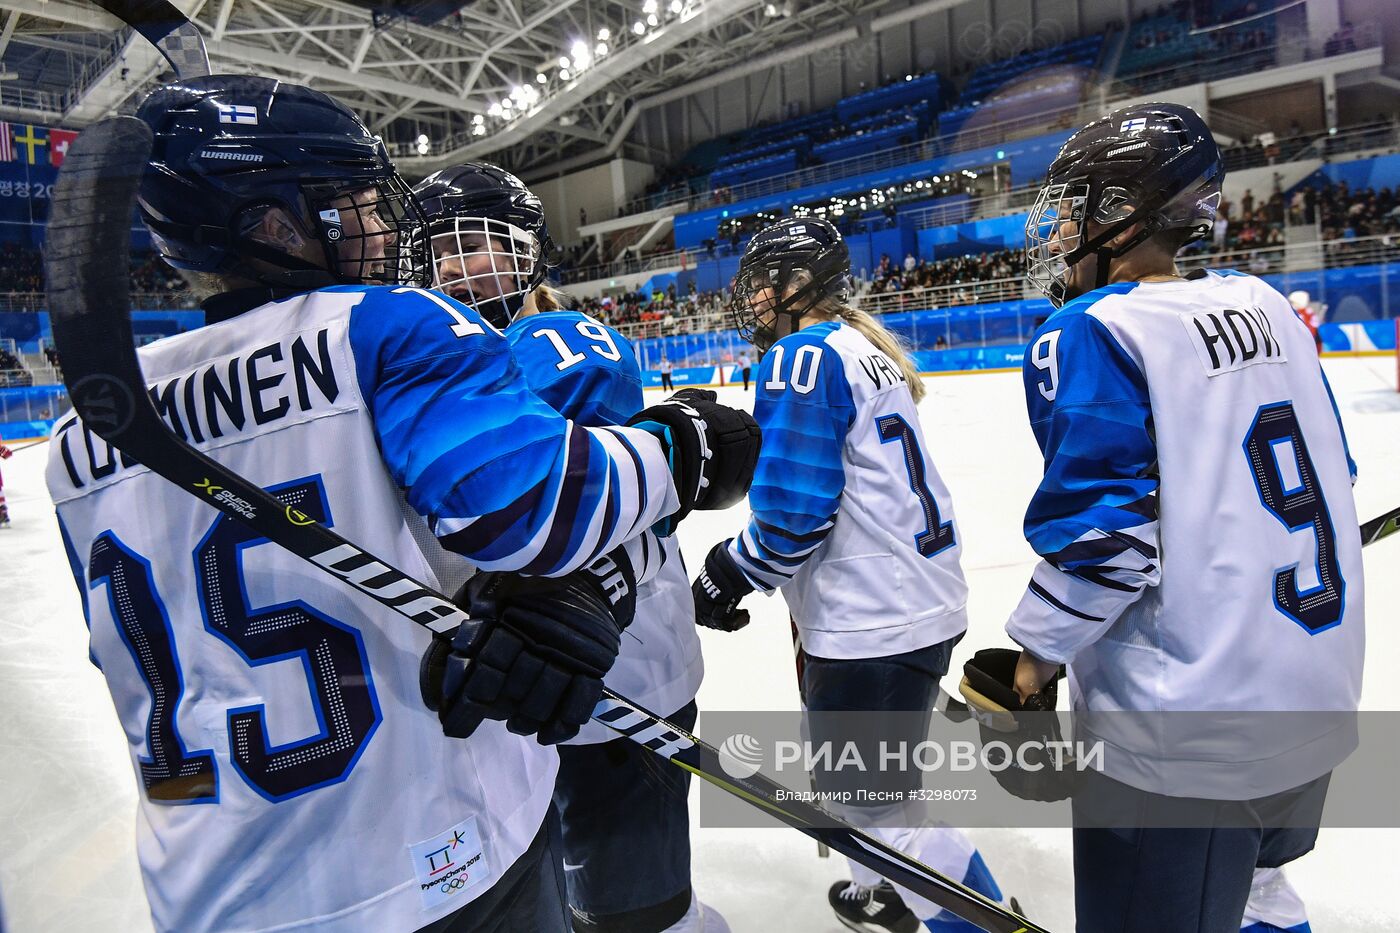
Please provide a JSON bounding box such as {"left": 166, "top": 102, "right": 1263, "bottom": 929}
{"left": 2, "top": 356, "right": 1396, "bottom": 932}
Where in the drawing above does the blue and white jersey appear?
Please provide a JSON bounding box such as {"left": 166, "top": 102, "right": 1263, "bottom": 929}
{"left": 45, "top": 285, "right": 679, "bottom": 933}
{"left": 1006, "top": 271, "right": 1364, "bottom": 794}
{"left": 505, "top": 309, "right": 703, "bottom": 743}
{"left": 728, "top": 321, "right": 968, "bottom": 660}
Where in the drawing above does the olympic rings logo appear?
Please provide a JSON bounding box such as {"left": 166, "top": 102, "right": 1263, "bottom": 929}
{"left": 437, "top": 875, "right": 468, "bottom": 893}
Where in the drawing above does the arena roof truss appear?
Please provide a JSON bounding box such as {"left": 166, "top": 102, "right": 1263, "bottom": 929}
{"left": 0, "top": 0, "right": 965, "bottom": 175}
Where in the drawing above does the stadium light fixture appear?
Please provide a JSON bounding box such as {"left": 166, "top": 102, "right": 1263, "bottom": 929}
{"left": 642, "top": 0, "right": 658, "bottom": 12}
{"left": 560, "top": 67, "right": 571, "bottom": 79}
{"left": 669, "top": 0, "right": 682, "bottom": 12}
{"left": 472, "top": 114, "right": 485, "bottom": 125}
{"left": 488, "top": 102, "right": 503, "bottom": 117}
{"left": 596, "top": 41, "right": 609, "bottom": 56}
{"left": 633, "top": 20, "right": 646, "bottom": 33}
{"left": 559, "top": 55, "right": 571, "bottom": 68}
{"left": 537, "top": 73, "right": 548, "bottom": 83}
{"left": 764, "top": 3, "right": 777, "bottom": 14}
{"left": 646, "top": 12, "right": 659, "bottom": 26}
{"left": 598, "top": 27, "right": 611, "bottom": 40}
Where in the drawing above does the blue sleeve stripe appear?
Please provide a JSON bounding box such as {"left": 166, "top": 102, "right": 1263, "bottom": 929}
{"left": 438, "top": 475, "right": 548, "bottom": 557}
{"left": 1070, "top": 565, "right": 1150, "bottom": 592}
{"left": 1048, "top": 528, "right": 1158, "bottom": 567}
{"left": 739, "top": 526, "right": 811, "bottom": 567}
{"left": 518, "top": 422, "right": 593, "bottom": 575}
{"left": 600, "top": 426, "right": 649, "bottom": 521}
{"left": 731, "top": 537, "right": 794, "bottom": 589}
{"left": 1028, "top": 580, "right": 1105, "bottom": 622}
{"left": 754, "top": 515, "right": 835, "bottom": 546}
{"left": 745, "top": 520, "right": 830, "bottom": 560}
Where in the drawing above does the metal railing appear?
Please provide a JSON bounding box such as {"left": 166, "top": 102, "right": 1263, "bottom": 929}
{"left": 696, "top": 101, "right": 1085, "bottom": 211}
{"left": 595, "top": 25, "right": 1384, "bottom": 232}
{"left": 0, "top": 291, "right": 199, "bottom": 312}
{"left": 1286, "top": 120, "right": 1400, "bottom": 164}
{"left": 1111, "top": 22, "right": 1380, "bottom": 97}
{"left": 603, "top": 233, "right": 1400, "bottom": 348}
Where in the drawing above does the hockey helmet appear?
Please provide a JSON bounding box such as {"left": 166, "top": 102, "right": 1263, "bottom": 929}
{"left": 411, "top": 162, "right": 558, "bottom": 329}
{"left": 1026, "top": 101, "right": 1224, "bottom": 307}
{"left": 135, "top": 74, "right": 427, "bottom": 292}
{"left": 731, "top": 216, "right": 852, "bottom": 352}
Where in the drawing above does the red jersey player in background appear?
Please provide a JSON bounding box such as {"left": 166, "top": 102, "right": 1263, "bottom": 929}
{"left": 1289, "top": 290, "right": 1324, "bottom": 354}
{"left": 0, "top": 441, "right": 11, "bottom": 527}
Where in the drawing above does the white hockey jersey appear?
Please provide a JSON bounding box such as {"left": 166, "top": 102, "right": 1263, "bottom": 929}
{"left": 503, "top": 309, "right": 703, "bottom": 742}
{"left": 1006, "top": 270, "right": 1364, "bottom": 796}
{"left": 47, "top": 285, "right": 679, "bottom": 933}
{"left": 728, "top": 320, "right": 969, "bottom": 661}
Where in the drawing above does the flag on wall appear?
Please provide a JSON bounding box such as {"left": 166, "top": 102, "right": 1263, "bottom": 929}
{"left": 49, "top": 129, "right": 78, "bottom": 167}
{"left": 10, "top": 124, "right": 45, "bottom": 165}
{"left": 0, "top": 123, "right": 13, "bottom": 163}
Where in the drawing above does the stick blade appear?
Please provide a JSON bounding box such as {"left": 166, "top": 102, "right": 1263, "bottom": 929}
{"left": 95, "top": 0, "right": 212, "bottom": 79}
{"left": 44, "top": 116, "right": 153, "bottom": 445}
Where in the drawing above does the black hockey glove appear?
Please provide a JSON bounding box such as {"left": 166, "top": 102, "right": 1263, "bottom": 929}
{"left": 692, "top": 540, "right": 755, "bottom": 632}
{"left": 627, "top": 389, "right": 761, "bottom": 533}
{"left": 420, "top": 549, "right": 637, "bottom": 744}
{"left": 958, "top": 647, "right": 1077, "bottom": 802}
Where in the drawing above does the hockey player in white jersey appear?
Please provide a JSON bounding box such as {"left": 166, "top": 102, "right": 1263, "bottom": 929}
{"left": 412, "top": 161, "right": 729, "bottom": 933}
{"left": 45, "top": 76, "right": 759, "bottom": 933}
{"left": 691, "top": 217, "right": 1007, "bottom": 932}
{"left": 993, "top": 102, "right": 1363, "bottom": 932}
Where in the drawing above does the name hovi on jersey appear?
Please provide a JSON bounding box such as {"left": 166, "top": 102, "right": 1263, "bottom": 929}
{"left": 55, "top": 327, "right": 341, "bottom": 490}
{"left": 1185, "top": 305, "right": 1286, "bottom": 376}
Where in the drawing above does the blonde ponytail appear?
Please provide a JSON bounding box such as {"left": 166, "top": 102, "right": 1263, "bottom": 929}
{"left": 814, "top": 298, "right": 926, "bottom": 403}
{"left": 532, "top": 282, "right": 570, "bottom": 313}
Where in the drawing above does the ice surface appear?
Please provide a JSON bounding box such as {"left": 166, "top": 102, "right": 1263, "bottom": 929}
{"left": 3, "top": 358, "right": 1397, "bottom": 932}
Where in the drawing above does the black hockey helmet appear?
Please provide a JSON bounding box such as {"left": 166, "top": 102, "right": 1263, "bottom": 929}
{"left": 411, "top": 161, "right": 558, "bottom": 329}
{"left": 731, "top": 216, "right": 851, "bottom": 352}
{"left": 1026, "top": 101, "right": 1223, "bottom": 307}
{"left": 135, "top": 74, "right": 427, "bottom": 292}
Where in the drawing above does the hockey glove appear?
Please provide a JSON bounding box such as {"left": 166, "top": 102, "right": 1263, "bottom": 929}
{"left": 958, "top": 647, "right": 1078, "bottom": 802}
{"left": 627, "top": 389, "right": 761, "bottom": 533}
{"left": 420, "top": 549, "right": 637, "bottom": 744}
{"left": 692, "top": 540, "right": 755, "bottom": 632}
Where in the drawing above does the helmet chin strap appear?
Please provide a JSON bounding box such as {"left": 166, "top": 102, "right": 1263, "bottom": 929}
{"left": 1058, "top": 207, "right": 1162, "bottom": 305}
{"left": 753, "top": 268, "right": 831, "bottom": 351}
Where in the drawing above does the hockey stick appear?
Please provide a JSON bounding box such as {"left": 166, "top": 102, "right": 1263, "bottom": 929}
{"left": 44, "top": 119, "right": 1044, "bottom": 933}
{"left": 1361, "top": 505, "right": 1400, "bottom": 547}
{"left": 94, "top": 0, "right": 211, "bottom": 80}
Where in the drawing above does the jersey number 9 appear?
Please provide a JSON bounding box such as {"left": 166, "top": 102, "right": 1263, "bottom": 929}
{"left": 1243, "top": 402, "right": 1346, "bottom": 634}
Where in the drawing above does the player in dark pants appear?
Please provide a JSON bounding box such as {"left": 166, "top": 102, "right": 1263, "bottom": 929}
{"left": 1071, "top": 770, "right": 1328, "bottom": 933}
{"left": 413, "top": 162, "right": 729, "bottom": 933}
{"left": 801, "top": 637, "right": 1004, "bottom": 933}
{"left": 554, "top": 702, "right": 701, "bottom": 930}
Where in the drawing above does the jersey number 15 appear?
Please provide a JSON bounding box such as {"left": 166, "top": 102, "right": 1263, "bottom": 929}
{"left": 81, "top": 476, "right": 380, "bottom": 805}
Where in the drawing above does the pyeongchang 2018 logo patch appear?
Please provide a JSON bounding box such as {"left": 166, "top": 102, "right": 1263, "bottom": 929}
{"left": 409, "top": 815, "right": 489, "bottom": 909}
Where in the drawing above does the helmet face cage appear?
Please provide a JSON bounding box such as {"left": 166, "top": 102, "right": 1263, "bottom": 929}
{"left": 306, "top": 173, "right": 429, "bottom": 288}
{"left": 423, "top": 214, "right": 542, "bottom": 328}
{"left": 730, "top": 254, "right": 849, "bottom": 352}
{"left": 1025, "top": 180, "right": 1093, "bottom": 309}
